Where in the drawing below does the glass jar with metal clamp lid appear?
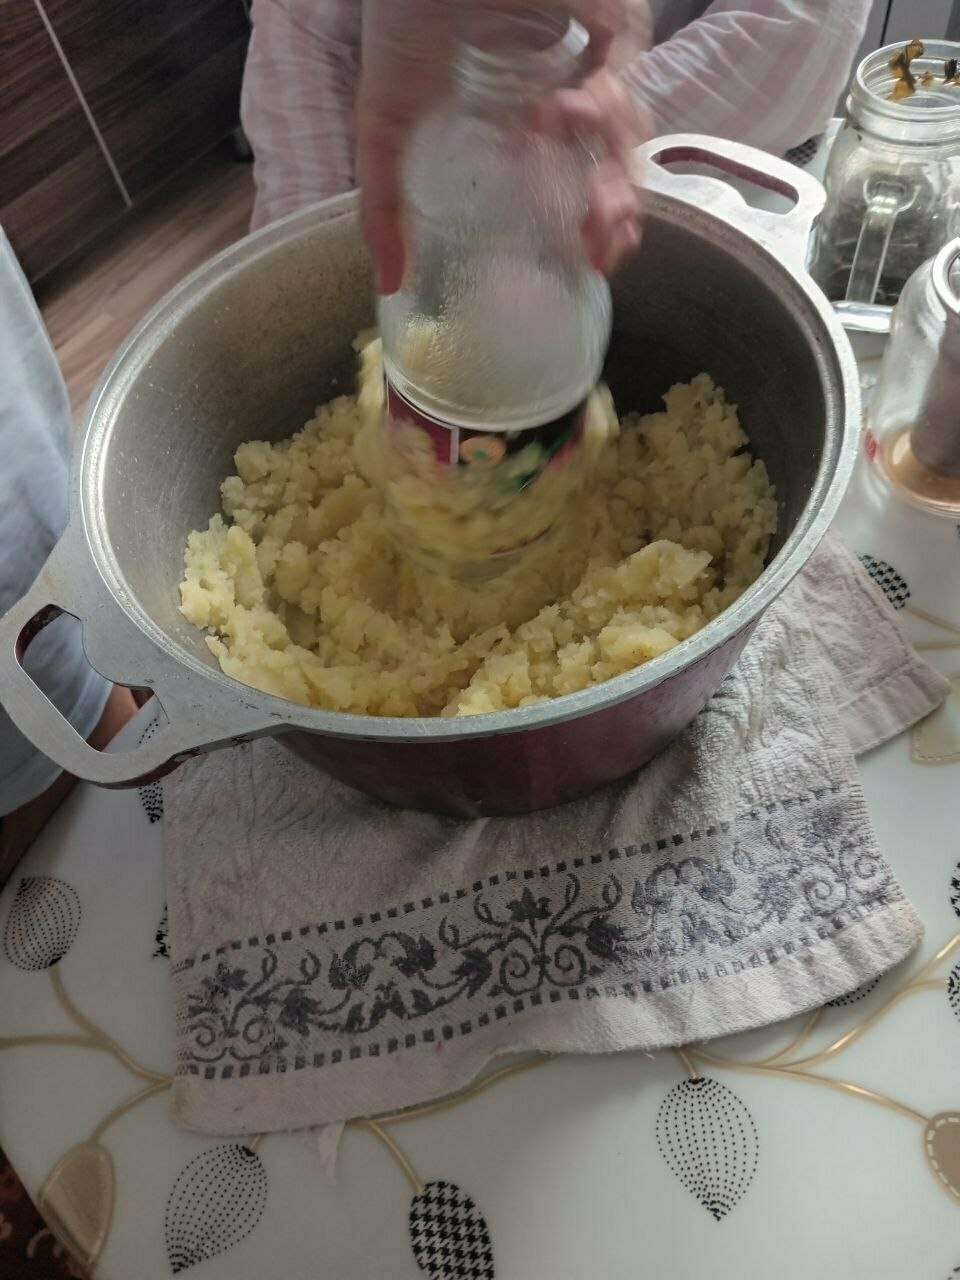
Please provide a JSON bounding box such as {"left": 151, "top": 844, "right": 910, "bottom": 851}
{"left": 809, "top": 40, "right": 960, "bottom": 332}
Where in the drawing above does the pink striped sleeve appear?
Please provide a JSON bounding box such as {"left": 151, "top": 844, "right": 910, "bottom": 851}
{"left": 623, "top": 0, "right": 873, "bottom": 157}
{"left": 241, "top": 0, "right": 361, "bottom": 231}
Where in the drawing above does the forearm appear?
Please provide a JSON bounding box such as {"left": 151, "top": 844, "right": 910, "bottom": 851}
{"left": 241, "top": 0, "right": 361, "bottom": 230}
{"left": 0, "top": 230, "right": 140, "bottom": 881}
{"left": 624, "top": 0, "right": 872, "bottom": 155}
{"left": 0, "top": 771, "right": 76, "bottom": 887}
{"left": 0, "top": 687, "right": 139, "bottom": 885}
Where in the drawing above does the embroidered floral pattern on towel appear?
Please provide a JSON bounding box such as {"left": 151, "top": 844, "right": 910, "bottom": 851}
{"left": 175, "top": 786, "right": 898, "bottom": 1077}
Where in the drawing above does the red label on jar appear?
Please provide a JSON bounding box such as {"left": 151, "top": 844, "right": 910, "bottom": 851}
{"left": 385, "top": 379, "right": 585, "bottom": 486}
{"left": 865, "top": 428, "right": 878, "bottom": 461}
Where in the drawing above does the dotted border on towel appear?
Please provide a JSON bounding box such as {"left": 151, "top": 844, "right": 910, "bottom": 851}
{"left": 175, "top": 894, "right": 897, "bottom": 1082}
{"left": 173, "top": 786, "right": 846, "bottom": 973}
{"left": 168, "top": 783, "right": 911, "bottom": 1080}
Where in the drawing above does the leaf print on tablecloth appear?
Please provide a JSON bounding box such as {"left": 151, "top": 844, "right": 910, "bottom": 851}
{"left": 952, "top": 866, "right": 960, "bottom": 920}
{"left": 37, "top": 1141, "right": 114, "bottom": 1272}
{"left": 925, "top": 1114, "right": 960, "bottom": 1203}
{"left": 857, "top": 554, "right": 911, "bottom": 609}
{"left": 656, "top": 1077, "right": 758, "bottom": 1220}
{"left": 828, "top": 975, "right": 882, "bottom": 1007}
{"left": 164, "top": 1145, "right": 267, "bottom": 1274}
{"left": 138, "top": 716, "right": 164, "bottom": 823}
{"left": 948, "top": 964, "right": 960, "bottom": 1024}
{"left": 3, "top": 877, "right": 81, "bottom": 971}
{"left": 784, "top": 135, "right": 821, "bottom": 168}
{"left": 154, "top": 905, "right": 170, "bottom": 960}
{"left": 409, "top": 1181, "right": 494, "bottom": 1280}
{"left": 913, "top": 675, "right": 960, "bottom": 766}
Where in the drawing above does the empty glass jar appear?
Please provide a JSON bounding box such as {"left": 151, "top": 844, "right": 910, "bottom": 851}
{"left": 865, "top": 237, "right": 960, "bottom": 517}
{"left": 810, "top": 40, "right": 960, "bottom": 316}
{"left": 376, "top": 7, "right": 611, "bottom": 579}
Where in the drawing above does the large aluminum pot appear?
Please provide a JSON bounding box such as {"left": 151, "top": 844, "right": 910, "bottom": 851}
{"left": 0, "top": 136, "right": 860, "bottom": 816}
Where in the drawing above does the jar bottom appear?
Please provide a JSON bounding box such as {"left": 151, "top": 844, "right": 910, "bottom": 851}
{"left": 867, "top": 424, "right": 960, "bottom": 517}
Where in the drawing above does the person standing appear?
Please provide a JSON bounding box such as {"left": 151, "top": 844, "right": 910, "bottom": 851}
{"left": 0, "top": 232, "right": 137, "bottom": 880}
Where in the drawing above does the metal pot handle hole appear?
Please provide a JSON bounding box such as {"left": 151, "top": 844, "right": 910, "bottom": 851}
{"left": 634, "top": 133, "right": 826, "bottom": 273}
{"left": 0, "top": 538, "right": 274, "bottom": 787}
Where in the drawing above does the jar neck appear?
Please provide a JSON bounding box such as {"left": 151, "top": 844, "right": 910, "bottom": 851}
{"left": 847, "top": 41, "right": 960, "bottom": 145}
{"left": 454, "top": 8, "right": 588, "bottom": 115}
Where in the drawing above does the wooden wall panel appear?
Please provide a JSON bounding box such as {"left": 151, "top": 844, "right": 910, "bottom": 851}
{"left": 0, "top": 0, "right": 126, "bottom": 280}
{"left": 43, "top": 0, "right": 249, "bottom": 201}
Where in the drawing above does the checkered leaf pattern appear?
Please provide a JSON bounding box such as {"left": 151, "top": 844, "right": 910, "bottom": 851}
{"left": 784, "top": 134, "right": 821, "bottom": 168}
{"left": 409, "top": 1181, "right": 495, "bottom": 1279}
{"left": 857, "top": 554, "right": 911, "bottom": 610}
{"left": 153, "top": 904, "right": 170, "bottom": 959}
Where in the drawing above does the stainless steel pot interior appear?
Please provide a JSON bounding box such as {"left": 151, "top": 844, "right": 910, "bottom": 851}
{"left": 81, "top": 187, "right": 848, "bottom": 740}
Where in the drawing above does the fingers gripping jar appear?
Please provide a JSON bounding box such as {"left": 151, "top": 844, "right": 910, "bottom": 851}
{"left": 375, "top": 6, "right": 614, "bottom": 578}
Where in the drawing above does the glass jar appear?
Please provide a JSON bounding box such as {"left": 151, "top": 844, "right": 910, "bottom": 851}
{"left": 375, "top": 6, "right": 613, "bottom": 580}
{"left": 865, "top": 237, "right": 960, "bottom": 517}
{"left": 810, "top": 40, "right": 960, "bottom": 312}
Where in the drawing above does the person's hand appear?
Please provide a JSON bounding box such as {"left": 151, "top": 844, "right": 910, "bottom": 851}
{"left": 357, "top": 0, "right": 650, "bottom": 294}
{"left": 531, "top": 66, "right": 649, "bottom": 274}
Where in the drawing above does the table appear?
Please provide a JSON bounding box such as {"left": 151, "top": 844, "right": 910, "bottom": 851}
{"left": 3, "top": 194, "right": 960, "bottom": 1280}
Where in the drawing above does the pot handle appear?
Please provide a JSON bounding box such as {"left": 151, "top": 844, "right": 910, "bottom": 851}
{"left": 633, "top": 134, "right": 825, "bottom": 272}
{"left": 0, "top": 538, "right": 276, "bottom": 789}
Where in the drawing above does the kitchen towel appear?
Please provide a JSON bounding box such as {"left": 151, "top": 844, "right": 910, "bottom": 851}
{"left": 163, "top": 533, "right": 950, "bottom": 1134}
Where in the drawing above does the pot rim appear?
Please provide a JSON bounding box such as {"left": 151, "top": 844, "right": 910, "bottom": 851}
{"left": 78, "top": 188, "right": 860, "bottom": 744}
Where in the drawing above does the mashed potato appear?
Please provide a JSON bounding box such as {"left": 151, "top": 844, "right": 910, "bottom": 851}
{"left": 179, "top": 352, "right": 777, "bottom": 717}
